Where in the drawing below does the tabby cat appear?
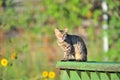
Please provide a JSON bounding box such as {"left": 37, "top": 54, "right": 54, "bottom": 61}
{"left": 54, "top": 28, "right": 87, "bottom": 61}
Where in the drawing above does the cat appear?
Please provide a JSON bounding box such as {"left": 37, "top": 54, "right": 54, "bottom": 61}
{"left": 54, "top": 28, "right": 87, "bottom": 61}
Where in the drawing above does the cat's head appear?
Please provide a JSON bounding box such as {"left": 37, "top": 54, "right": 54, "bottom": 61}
{"left": 54, "top": 28, "right": 68, "bottom": 42}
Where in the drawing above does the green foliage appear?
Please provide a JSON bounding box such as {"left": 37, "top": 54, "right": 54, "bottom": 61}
{"left": 0, "top": 0, "right": 120, "bottom": 79}
{"left": 106, "top": 0, "right": 120, "bottom": 61}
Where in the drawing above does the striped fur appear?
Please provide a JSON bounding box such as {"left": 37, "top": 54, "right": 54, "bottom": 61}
{"left": 54, "top": 28, "right": 87, "bottom": 61}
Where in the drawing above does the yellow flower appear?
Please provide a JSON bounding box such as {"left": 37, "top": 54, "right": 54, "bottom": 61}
{"left": 1, "top": 58, "right": 8, "bottom": 67}
{"left": 87, "top": 11, "right": 93, "bottom": 18}
{"left": 49, "top": 71, "right": 56, "bottom": 78}
{"left": 42, "top": 71, "right": 48, "bottom": 78}
{"left": 11, "top": 52, "right": 17, "bottom": 60}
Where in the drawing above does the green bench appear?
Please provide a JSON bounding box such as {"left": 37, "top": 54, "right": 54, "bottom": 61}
{"left": 56, "top": 61, "right": 120, "bottom": 80}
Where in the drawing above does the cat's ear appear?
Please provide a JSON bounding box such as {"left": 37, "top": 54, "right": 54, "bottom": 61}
{"left": 54, "top": 28, "right": 59, "bottom": 33}
{"left": 64, "top": 28, "right": 68, "bottom": 33}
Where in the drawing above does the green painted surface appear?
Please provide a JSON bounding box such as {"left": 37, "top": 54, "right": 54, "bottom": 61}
{"left": 90, "top": 72, "right": 100, "bottom": 80}
{"left": 56, "top": 61, "right": 120, "bottom": 72}
{"left": 56, "top": 61, "right": 120, "bottom": 80}
{"left": 60, "top": 70, "right": 70, "bottom": 80}
{"left": 70, "top": 71, "right": 82, "bottom": 80}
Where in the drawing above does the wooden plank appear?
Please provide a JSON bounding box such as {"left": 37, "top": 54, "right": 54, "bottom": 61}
{"left": 60, "top": 70, "right": 70, "bottom": 80}
{"left": 70, "top": 71, "right": 81, "bottom": 80}
{"left": 90, "top": 72, "right": 100, "bottom": 80}
{"left": 110, "top": 73, "right": 120, "bottom": 80}
{"left": 56, "top": 61, "right": 120, "bottom": 72}
{"left": 100, "top": 72, "right": 110, "bottom": 80}
{"left": 81, "top": 71, "right": 91, "bottom": 80}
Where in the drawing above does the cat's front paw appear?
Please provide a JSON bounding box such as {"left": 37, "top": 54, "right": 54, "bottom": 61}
{"left": 61, "top": 58, "right": 68, "bottom": 62}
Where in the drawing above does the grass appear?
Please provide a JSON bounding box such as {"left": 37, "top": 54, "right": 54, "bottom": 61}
{"left": 0, "top": 29, "right": 59, "bottom": 80}
{"left": 0, "top": 0, "right": 120, "bottom": 79}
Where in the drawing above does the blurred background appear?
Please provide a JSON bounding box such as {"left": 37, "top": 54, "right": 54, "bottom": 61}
{"left": 0, "top": 0, "right": 120, "bottom": 80}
